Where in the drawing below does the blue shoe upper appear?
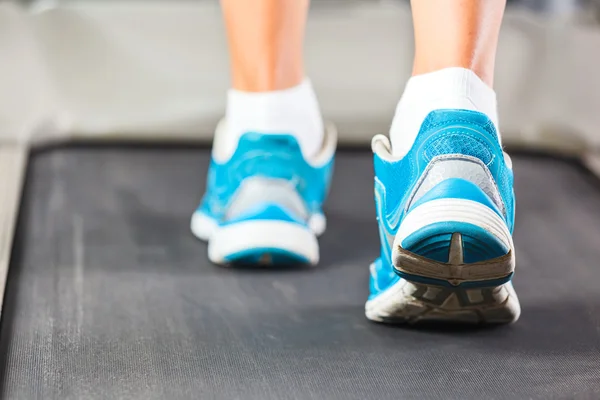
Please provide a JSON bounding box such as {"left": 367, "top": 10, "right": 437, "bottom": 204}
{"left": 369, "top": 109, "right": 516, "bottom": 299}
{"left": 196, "top": 132, "right": 334, "bottom": 226}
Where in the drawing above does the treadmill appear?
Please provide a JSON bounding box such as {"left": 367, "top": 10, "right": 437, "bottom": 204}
{"left": 0, "top": 146, "right": 599, "bottom": 399}
{"left": 1, "top": 0, "right": 600, "bottom": 399}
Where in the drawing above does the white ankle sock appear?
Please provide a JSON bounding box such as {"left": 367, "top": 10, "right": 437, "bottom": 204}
{"left": 223, "top": 79, "right": 324, "bottom": 159}
{"left": 389, "top": 67, "right": 500, "bottom": 158}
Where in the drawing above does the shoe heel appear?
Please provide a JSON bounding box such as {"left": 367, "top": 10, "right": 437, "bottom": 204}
{"left": 393, "top": 198, "right": 515, "bottom": 288}
{"left": 394, "top": 232, "right": 514, "bottom": 288}
{"left": 208, "top": 219, "right": 319, "bottom": 266}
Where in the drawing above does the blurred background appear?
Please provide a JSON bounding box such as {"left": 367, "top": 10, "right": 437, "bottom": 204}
{"left": 0, "top": 0, "right": 599, "bottom": 162}
{"left": 1, "top": 2, "right": 600, "bottom": 399}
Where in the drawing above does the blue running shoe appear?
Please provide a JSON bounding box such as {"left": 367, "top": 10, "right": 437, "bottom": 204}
{"left": 365, "top": 109, "right": 521, "bottom": 324}
{"left": 191, "top": 120, "right": 336, "bottom": 266}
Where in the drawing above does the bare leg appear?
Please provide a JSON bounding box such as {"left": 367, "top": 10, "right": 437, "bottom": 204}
{"left": 411, "top": 0, "right": 506, "bottom": 86}
{"left": 391, "top": 0, "right": 506, "bottom": 156}
{"left": 219, "top": 0, "right": 322, "bottom": 159}
{"left": 221, "top": 0, "right": 308, "bottom": 92}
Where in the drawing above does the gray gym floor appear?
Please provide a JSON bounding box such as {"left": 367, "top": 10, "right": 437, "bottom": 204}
{"left": 1, "top": 147, "right": 599, "bottom": 399}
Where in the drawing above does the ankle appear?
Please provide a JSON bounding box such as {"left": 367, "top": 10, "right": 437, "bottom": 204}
{"left": 224, "top": 78, "right": 324, "bottom": 159}
{"left": 390, "top": 67, "right": 499, "bottom": 157}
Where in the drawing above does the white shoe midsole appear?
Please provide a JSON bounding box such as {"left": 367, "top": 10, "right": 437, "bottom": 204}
{"left": 394, "top": 198, "right": 513, "bottom": 250}
{"left": 190, "top": 211, "right": 219, "bottom": 241}
{"left": 191, "top": 212, "right": 320, "bottom": 265}
{"left": 208, "top": 220, "right": 319, "bottom": 265}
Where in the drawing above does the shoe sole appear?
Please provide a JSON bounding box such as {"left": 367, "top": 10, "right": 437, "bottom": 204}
{"left": 365, "top": 271, "right": 521, "bottom": 324}
{"left": 191, "top": 212, "right": 319, "bottom": 266}
{"left": 394, "top": 232, "right": 515, "bottom": 288}
{"left": 368, "top": 232, "right": 520, "bottom": 325}
{"left": 369, "top": 196, "right": 520, "bottom": 324}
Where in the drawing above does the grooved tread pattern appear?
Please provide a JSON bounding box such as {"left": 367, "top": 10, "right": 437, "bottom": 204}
{"left": 1, "top": 148, "right": 600, "bottom": 400}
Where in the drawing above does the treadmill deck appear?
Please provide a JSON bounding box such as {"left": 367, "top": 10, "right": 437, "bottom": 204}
{"left": 1, "top": 147, "right": 599, "bottom": 399}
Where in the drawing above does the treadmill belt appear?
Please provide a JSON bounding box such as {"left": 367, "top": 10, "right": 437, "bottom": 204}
{"left": 1, "top": 147, "right": 599, "bottom": 399}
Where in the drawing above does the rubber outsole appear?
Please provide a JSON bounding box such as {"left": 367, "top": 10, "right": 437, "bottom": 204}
{"left": 223, "top": 248, "right": 311, "bottom": 266}
{"left": 369, "top": 232, "right": 520, "bottom": 324}
{"left": 365, "top": 274, "right": 521, "bottom": 325}
{"left": 393, "top": 233, "right": 515, "bottom": 288}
